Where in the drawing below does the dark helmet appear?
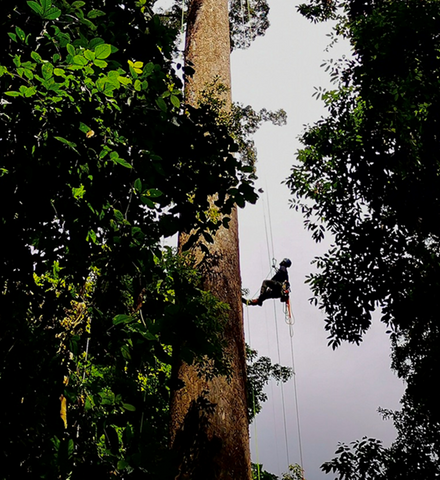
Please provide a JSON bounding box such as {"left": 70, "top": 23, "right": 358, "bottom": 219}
{"left": 280, "top": 258, "right": 292, "bottom": 268}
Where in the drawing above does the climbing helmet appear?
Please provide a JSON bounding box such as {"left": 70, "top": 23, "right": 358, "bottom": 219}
{"left": 280, "top": 258, "right": 292, "bottom": 268}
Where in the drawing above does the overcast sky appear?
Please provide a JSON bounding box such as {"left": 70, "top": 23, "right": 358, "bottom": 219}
{"left": 232, "top": 1, "right": 404, "bottom": 479}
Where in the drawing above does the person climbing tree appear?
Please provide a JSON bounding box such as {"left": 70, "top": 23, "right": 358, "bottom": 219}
{"left": 243, "top": 258, "right": 291, "bottom": 306}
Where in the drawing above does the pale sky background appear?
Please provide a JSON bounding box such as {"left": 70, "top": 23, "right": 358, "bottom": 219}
{"left": 232, "top": 1, "right": 404, "bottom": 479}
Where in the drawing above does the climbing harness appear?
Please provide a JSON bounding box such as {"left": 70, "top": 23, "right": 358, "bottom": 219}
{"left": 280, "top": 280, "right": 290, "bottom": 303}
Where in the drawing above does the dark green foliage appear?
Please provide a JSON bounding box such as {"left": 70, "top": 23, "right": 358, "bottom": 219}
{"left": 157, "top": 0, "right": 270, "bottom": 51}
{"left": 281, "top": 464, "right": 306, "bottom": 480}
{"left": 322, "top": 407, "right": 440, "bottom": 479}
{"left": 289, "top": 0, "right": 440, "bottom": 477}
{"left": 0, "top": 0, "right": 257, "bottom": 477}
{"left": 252, "top": 463, "right": 279, "bottom": 480}
{"left": 230, "top": 104, "right": 287, "bottom": 170}
{"left": 229, "top": 0, "right": 270, "bottom": 50}
{"left": 246, "top": 346, "right": 293, "bottom": 422}
{"left": 321, "top": 437, "right": 388, "bottom": 480}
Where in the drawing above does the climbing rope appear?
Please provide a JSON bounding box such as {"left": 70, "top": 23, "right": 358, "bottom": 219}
{"left": 289, "top": 333, "right": 305, "bottom": 477}
{"left": 245, "top": 304, "right": 261, "bottom": 480}
{"left": 261, "top": 189, "right": 305, "bottom": 475}
{"left": 180, "top": 0, "right": 185, "bottom": 34}
{"left": 271, "top": 299, "right": 291, "bottom": 468}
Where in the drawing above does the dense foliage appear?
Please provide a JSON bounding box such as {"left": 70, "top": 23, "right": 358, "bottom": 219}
{"left": 251, "top": 463, "right": 305, "bottom": 480}
{"left": 0, "top": 0, "right": 258, "bottom": 477}
{"left": 246, "top": 346, "right": 293, "bottom": 422}
{"left": 157, "top": 0, "right": 270, "bottom": 51}
{"left": 252, "top": 463, "right": 279, "bottom": 480}
{"left": 288, "top": 0, "right": 440, "bottom": 477}
{"left": 229, "top": 0, "right": 270, "bottom": 50}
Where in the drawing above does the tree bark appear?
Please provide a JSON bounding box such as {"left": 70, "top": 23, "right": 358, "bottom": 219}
{"left": 169, "top": 1, "right": 251, "bottom": 479}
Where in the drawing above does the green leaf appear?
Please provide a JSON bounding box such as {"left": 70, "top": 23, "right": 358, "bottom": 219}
{"left": 144, "top": 332, "right": 157, "bottom": 341}
{"left": 117, "top": 460, "right": 130, "bottom": 470}
{"left": 144, "top": 62, "right": 154, "bottom": 75}
{"left": 31, "top": 51, "right": 43, "bottom": 63}
{"left": 93, "top": 59, "right": 107, "bottom": 68}
{"left": 79, "top": 122, "right": 91, "bottom": 134}
{"left": 114, "top": 157, "right": 132, "bottom": 169}
{"left": 156, "top": 96, "right": 167, "bottom": 112}
{"left": 67, "top": 439, "right": 74, "bottom": 458}
{"left": 170, "top": 95, "right": 180, "bottom": 109}
{"left": 94, "top": 44, "right": 111, "bottom": 60}
{"left": 117, "top": 75, "right": 131, "bottom": 86}
{"left": 86, "top": 230, "right": 97, "bottom": 243}
{"left": 113, "top": 208, "right": 125, "bottom": 222}
{"left": 15, "top": 27, "right": 26, "bottom": 42}
{"left": 71, "top": 0, "right": 85, "bottom": 7}
{"left": 113, "top": 314, "right": 134, "bottom": 325}
{"left": 89, "top": 37, "right": 105, "bottom": 49}
{"left": 122, "top": 403, "right": 136, "bottom": 411}
{"left": 72, "top": 185, "right": 86, "bottom": 200}
{"left": 134, "top": 178, "right": 142, "bottom": 192}
{"left": 5, "top": 91, "right": 21, "bottom": 97}
{"left": 88, "top": 9, "right": 105, "bottom": 19}
{"left": 43, "top": 6, "right": 61, "bottom": 19}
{"left": 27, "top": 1, "right": 43, "bottom": 15}
{"left": 66, "top": 44, "right": 75, "bottom": 56}
{"left": 140, "top": 196, "right": 155, "bottom": 208}
{"left": 54, "top": 136, "right": 77, "bottom": 149}
{"left": 24, "top": 69, "right": 34, "bottom": 80}
{"left": 8, "top": 33, "right": 17, "bottom": 43}
{"left": 41, "top": 62, "right": 53, "bottom": 79}
{"left": 19, "top": 85, "right": 36, "bottom": 97}
{"left": 80, "top": 17, "right": 97, "bottom": 30}
{"left": 73, "top": 55, "right": 88, "bottom": 66}
{"left": 146, "top": 189, "right": 162, "bottom": 198}
{"left": 99, "top": 390, "right": 115, "bottom": 406}
{"left": 84, "top": 49, "right": 95, "bottom": 61}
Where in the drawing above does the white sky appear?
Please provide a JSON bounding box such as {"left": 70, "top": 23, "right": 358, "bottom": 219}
{"left": 232, "top": 1, "right": 404, "bottom": 479}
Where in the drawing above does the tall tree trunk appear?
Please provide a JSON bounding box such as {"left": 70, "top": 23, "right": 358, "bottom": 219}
{"left": 169, "top": 1, "right": 251, "bottom": 479}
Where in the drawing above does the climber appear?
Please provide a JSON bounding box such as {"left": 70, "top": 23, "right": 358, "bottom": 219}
{"left": 243, "top": 258, "right": 291, "bottom": 306}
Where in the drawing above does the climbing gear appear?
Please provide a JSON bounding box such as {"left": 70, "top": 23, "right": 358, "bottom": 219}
{"left": 242, "top": 297, "right": 260, "bottom": 306}
{"left": 280, "top": 281, "right": 291, "bottom": 303}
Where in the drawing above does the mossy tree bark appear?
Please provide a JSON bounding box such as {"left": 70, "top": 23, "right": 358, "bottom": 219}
{"left": 169, "top": 1, "right": 251, "bottom": 479}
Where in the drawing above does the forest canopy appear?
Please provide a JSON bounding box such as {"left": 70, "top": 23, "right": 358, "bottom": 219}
{"left": 0, "top": 0, "right": 259, "bottom": 477}
{"left": 289, "top": 0, "right": 440, "bottom": 477}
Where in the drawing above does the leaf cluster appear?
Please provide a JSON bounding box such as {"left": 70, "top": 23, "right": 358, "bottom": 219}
{"left": 252, "top": 463, "right": 279, "bottom": 480}
{"left": 229, "top": 0, "right": 270, "bottom": 50}
{"left": 246, "top": 346, "right": 293, "bottom": 422}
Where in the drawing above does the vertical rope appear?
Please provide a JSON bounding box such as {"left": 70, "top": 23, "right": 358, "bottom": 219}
{"left": 262, "top": 195, "right": 273, "bottom": 272}
{"left": 245, "top": 305, "right": 261, "bottom": 480}
{"left": 289, "top": 335, "right": 305, "bottom": 476}
{"left": 265, "top": 187, "right": 276, "bottom": 262}
{"left": 262, "top": 189, "right": 291, "bottom": 467}
{"left": 180, "top": 0, "right": 185, "bottom": 34}
{"left": 272, "top": 300, "right": 291, "bottom": 467}
{"left": 263, "top": 187, "right": 306, "bottom": 477}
